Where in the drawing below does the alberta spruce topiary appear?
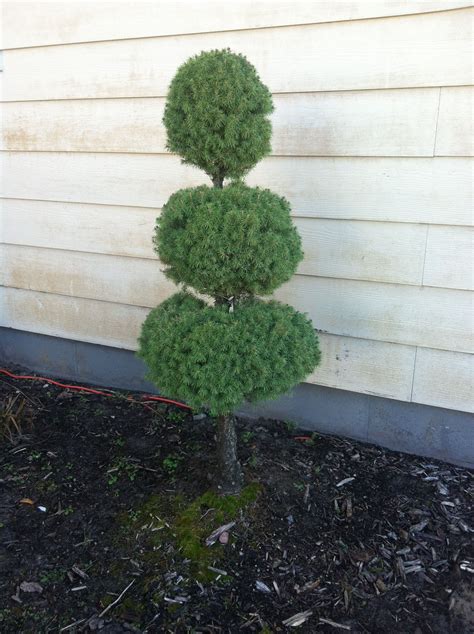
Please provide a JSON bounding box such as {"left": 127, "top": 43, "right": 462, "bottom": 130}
{"left": 139, "top": 49, "right": 320, "bottom": 494}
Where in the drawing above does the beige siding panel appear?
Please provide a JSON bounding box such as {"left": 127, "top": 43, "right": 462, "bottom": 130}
{"left": 1, "top": 88, "right": 440, "bottom": 157}
{"left": 1, "top": 205, "right": 426, "bottom": 285}
{"left": 1, "top": 199, "right": 158, "bottom": 259}
{"left": 413, "top": 347, "right": 474, "bottom": 412}
{"left": 2, "top": 1, "right": 469, "bottom": 49}
{"left": 0, "top": 152, "right": 206, "bottom": 207}
{"left": 0, "top": 286, "right": 148, "bottom": 349}
{"left": 274, "top": 276, "right": 474, "bottom": 353}
{"left": 2, "top": 153, "right": 472, "bottom": 225}
{"left": 2, "top": 9, "right": 472, "bottom": 101}
{"left": 296, "top": 218, "right": 426, "bottom": 285}
{"left": 3, "top": 245, "right": 175, "bottom": 308}
{"left": 310, "top": 334, "right": 416, "bottom": 401}
{"left": 435, "top": 86, "right": 474, "bottom": 156}
{"left": 423, "top": 225, "right": 474, "bottom": 291}
{"left": 0, "top": 285, "right": 416, "bottom": 401}
{"left": 5, "top": 244, "right": 472, "bottom": 353}
{"left": 249, "top": 157, "right": 473, "bottom": 224}
{"left": 272, "top": 90, "right": 440, "bottom": 157}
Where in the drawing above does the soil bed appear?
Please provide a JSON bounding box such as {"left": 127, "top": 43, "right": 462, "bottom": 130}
{"left": 0, "top": 367, "right": 473, "bottom": 633}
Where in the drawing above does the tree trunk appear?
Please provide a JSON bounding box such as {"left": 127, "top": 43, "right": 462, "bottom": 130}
{"left": 216, "top": 414, "right": 243, "bottom": 495}
{"left": 212, "top": 174, "right": 224, "bottom": 189}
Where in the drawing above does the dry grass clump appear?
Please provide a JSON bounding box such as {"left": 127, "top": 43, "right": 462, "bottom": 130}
{"left": 0, "top": 394, "right": 34, "bottom": 443}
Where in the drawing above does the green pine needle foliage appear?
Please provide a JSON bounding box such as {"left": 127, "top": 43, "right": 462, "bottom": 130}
{"left": 156, "top": 183, "right": 303, "bottom": 298}
{"left": 163, "top": 49, "right": 273, "bottom": 183}
{"left": 139, "top": 49, "right": 321, "bottom": 415}
{"left": 138, "top": 292, "right": 320, "bottom": 416}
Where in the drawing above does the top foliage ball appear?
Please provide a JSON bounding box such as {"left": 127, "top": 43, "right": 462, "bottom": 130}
{"left": 163, "top": 49, "right": 273, "bottom": 184}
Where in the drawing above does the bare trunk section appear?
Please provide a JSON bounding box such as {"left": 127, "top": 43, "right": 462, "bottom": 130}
{"left": 216, "top": 414, "right": 243, "bottom": 495}
{"left": 212, "top": 174, "right": 224, "bottom": 188}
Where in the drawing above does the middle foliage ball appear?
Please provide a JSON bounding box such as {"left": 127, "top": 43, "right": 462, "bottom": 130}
{"left": 156, "top": 183, "right": 303, "bottom": 298}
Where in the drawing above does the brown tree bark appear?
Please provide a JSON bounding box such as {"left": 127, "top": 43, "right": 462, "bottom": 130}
{"left": 216, "top": 414, "right": 243, "bottom": 495}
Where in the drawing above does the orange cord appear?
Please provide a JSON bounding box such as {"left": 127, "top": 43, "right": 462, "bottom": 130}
{"left": 0, "top": 368, "right": 192, "bottom": 410}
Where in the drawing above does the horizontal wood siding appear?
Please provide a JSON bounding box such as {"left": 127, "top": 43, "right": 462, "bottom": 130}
{"left": 412, "top": 348, "right": 474, "bottom": 413}
{"left": 4, "top": 244, "right": 473, "bottom": 354}
{"left": 0, "top": 286, "right": 416, "bottom": 402}
{"left": 1, "top": 88, "right": 441, "bottom": 156}
{"left": 423, "top": 226, "right": 474, "bottom": 291}
{"left": 3, "top": 284, "right": 470, "bottom": 412}
{"left": 3, "top": 201, "right": 428, "bottom": 286}
{"left": 275, "top": 276, "right": 473, "bottom": 354}
{"left": 2, "top": 1, "right": 468, "bottom": 49}
{"left": 2, "top": 153, "right": 472, "bottom": 225}
{"left": 2, "top": 8, "right": 472, "bottom": 101}
{"left": 435, "top": 87, "right": 474, "bottom": 156}
{"left": 2, "top": 4, "right": 473, "bottom": 414}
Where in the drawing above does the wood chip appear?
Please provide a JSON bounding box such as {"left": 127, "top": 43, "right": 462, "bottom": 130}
{"left": 255, "top": 580, "right": 271, "bottom": 593}
{"left": 298, "top": 579, "right": 321, "bottom": 593}
{"left": 346, "top": 497, "right": 353, "bottom": 518}
{"left": 205, "top": 521, "right": 235, "bottom": 546}
{"left": 283, "top": 610, "right": 313, "bottom": 627}
{"left": 20, "top": 581, "right": 43, "bottom": 593}
{"left": 319, "top": 617, "right": 351, "bottom": 630}
{"left": 72, "top": 564, "right": 89, "bottom": 579}
{"left": 336, "top": 477, "right": 355, "bottom": 488}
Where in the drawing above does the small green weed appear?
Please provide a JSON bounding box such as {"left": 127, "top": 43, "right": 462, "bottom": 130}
{"left": 162, "top": 453, "right": 181, "bottom": 474}
{"left": 107, "top": 457, "right": 139, "bottom": 485}
{"left": 241, "top": 430, "right": 255, "bottom": 443}
{"left": 284, "top": 420, "right": 297, "bottom": 433}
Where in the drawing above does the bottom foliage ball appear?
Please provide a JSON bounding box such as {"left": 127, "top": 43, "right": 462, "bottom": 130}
{"left": 138, "top": 292, "right": 320, "bottom": 415}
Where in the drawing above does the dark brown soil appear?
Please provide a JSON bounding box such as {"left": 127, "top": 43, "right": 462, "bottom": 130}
{"left": 0, "top": 367, "right": 473, "bottom": 633}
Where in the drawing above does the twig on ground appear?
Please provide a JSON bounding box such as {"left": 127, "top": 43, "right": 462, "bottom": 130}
{"left": 59, "top": 618, "right": 86, "bottom": 632}
{"left": 98, "top": 579, "right": 135, "bottom": 618}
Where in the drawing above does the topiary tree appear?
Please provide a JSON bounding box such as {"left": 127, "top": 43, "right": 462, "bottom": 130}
{"left": 139, "top": 49, "right": 320, "bottom": 494}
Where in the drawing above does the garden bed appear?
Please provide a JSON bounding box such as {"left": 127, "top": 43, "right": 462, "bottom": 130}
{"left": 0, "top": 368, "right": 473, "bottom": 633}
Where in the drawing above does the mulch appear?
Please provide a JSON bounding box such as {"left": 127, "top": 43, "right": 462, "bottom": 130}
{"left": 0, "top": 367, "right": 473, "bottom": 633}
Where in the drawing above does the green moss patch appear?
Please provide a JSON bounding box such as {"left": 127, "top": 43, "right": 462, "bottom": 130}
{"left": 115, "top": 483, "right": 260, "bottom": 582}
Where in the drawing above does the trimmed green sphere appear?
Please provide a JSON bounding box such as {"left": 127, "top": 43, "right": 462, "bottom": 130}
{"left": 163, "top": 49, "right": 273, "bottom": 183}
{"left": 156, "top": 183, "right": 303, "bottom": 298}
{"left": 138, "top": 292, "right": 320, "bottom": 416}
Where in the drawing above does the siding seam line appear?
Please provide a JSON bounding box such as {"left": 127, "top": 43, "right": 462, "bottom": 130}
{"left": 421, "top": 225, "right": 430, "bottom": 286}
{"left": 2, "top": 83, "right": 474, "bottom": 103}
{"left": 433, "top": 87, "right": 442, "bottom": 156}
{"left": 2, "top": 197, "right": 474, "bottom": 229}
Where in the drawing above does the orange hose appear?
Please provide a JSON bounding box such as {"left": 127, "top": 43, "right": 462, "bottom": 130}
{"left": 0, "top": 368, "right": 192, "bottom": 410}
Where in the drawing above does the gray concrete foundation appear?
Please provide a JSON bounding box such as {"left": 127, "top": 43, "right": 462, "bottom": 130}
{"left": 1, "top": 327, "right": 472, "bottom": 469}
